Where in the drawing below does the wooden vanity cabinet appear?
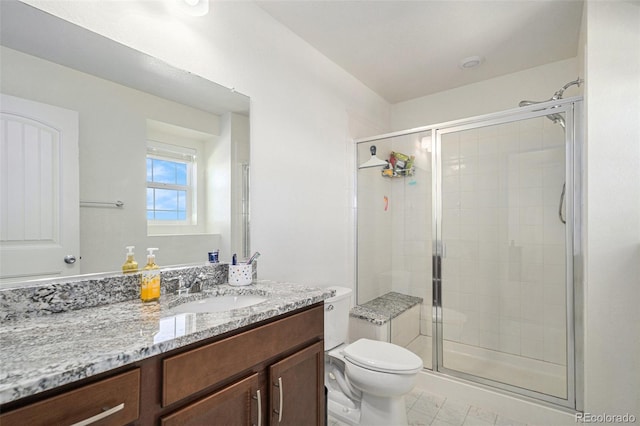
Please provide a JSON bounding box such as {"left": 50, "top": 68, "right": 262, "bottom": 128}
{"left": 0, "top": 303, "right": 325, "bottom": 426}
{"left": 160, "top": 303, "right": 325, "bottom": 426}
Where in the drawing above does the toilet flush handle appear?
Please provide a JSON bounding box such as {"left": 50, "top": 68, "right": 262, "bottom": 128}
{"left": 326, "top": 304, "right": 334, "bottom": 311}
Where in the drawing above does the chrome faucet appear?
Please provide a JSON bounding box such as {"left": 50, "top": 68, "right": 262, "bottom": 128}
{"left": 192, "top": 273, "right": 214, "bottom": 293}
{"left": 165, "top": 276, "right": 191, "bottom": 296}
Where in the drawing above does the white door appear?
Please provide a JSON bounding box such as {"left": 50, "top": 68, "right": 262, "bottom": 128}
{"left": 0, "top": 93, "right": 80, "bottom": 283}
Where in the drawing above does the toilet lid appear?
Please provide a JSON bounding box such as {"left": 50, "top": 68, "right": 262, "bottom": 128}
{"left": 343, "top": 338, "right": 423, "bottom": 374}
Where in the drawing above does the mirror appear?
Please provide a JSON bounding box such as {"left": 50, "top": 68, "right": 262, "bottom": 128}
{"left": 0, "top": 1, "right": 250, "bottom": 284}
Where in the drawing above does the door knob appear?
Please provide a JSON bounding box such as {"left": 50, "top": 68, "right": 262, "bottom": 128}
{"left": 64, "top": 255, "right": 77, "bottom": 264}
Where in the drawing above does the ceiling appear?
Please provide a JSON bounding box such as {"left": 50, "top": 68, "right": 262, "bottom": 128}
{"left": 255, "top": 0, "right": 584, "bottom": 103}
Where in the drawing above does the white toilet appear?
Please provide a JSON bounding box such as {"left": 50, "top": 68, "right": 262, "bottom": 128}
{"left": 324, "top": 287, "right": 423, "bottom": 426}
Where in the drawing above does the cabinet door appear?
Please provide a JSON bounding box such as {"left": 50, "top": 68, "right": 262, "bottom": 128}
{"left": 160, "top": 373, "right": 261, "bottom": 426}
{"left": 269, "top": 341, "right": 324, "bottom": 426}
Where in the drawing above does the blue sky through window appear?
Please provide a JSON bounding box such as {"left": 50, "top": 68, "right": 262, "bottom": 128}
{"left": 147, "top": 158, "right": 187, "bottom": 185}
{"left": 147, "top": 158, "right": 188, "bottom": 220}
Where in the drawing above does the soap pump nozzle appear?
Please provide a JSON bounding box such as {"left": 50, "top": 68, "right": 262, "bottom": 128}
{"left": 146, "top": 248, "right": 159, "bottom": 264}
{"left": 122, "top": 245, "right": 138, "bottom": 274}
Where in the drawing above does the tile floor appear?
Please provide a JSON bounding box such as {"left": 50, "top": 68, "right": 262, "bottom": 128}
{"left": 329, "top": 387, "right": 528, "bottom": 426}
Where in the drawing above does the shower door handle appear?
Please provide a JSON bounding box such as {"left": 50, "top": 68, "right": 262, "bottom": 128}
{"left": 559, "top": 182, "right": 566, "bottom": 224}
{"left": 432, "top": 254, "right": 442, "bottom": 307}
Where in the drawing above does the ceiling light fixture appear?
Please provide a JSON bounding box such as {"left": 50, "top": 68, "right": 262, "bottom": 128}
{"left": 459, "top": 55, "right": 484, "bottom": 69}
{"left": 178, "top": 0, "right": 209, "bottom": 16}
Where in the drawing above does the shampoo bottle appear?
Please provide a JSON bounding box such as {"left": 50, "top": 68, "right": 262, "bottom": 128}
{"left": 122, "top": 246, "right": 138, "bottom": 274}
{"left": 141, "top": 248, "right": 160, "bottom": 302}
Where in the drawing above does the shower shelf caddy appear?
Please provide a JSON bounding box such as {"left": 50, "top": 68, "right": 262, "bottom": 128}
{"left": 381, "top": 150, "right": 415, "bottom": 178}
{"left": 381, "top": 165, "right": 415, "bottom": 178}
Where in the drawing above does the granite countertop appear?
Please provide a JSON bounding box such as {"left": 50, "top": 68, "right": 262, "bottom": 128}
{"left": 0, "top": 280, "right": 333, "bottom": 405}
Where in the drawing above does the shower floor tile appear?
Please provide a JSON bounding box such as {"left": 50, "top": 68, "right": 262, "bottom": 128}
{"left": 328, "top": 387, "right": 529, "bottom": 426}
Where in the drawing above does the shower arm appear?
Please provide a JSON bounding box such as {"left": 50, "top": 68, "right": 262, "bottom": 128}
{"left": 519, "top": 77, "right": 583, "bottom": 107}
{"left": 552, "top": 77, "right": 583, "bottom": 100}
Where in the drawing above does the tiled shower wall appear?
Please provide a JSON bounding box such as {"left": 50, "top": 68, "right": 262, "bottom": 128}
{"left": 440, "top": 116, "right": 567, "bottom": 366}
{"left": 357, "top": 157, "right": 393, "bottom": 305}
{"left": 388, "top": 134, "right": 433, "bottom": 337}
{"left": 357, "top": 134, "right": 433, "bottom": 332}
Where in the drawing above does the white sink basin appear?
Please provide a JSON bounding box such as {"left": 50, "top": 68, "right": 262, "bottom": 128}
{"left": 171, "top": 295, "right": 267, "bottom": 313}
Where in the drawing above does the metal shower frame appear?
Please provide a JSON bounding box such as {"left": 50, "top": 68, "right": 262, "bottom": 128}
{"left": 353, "top": 96, "right": 584, "bottom": 411}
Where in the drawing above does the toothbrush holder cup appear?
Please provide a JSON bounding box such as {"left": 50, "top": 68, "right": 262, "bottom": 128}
{"left": 228, "top": 264, "right": 253, "bottom": 286}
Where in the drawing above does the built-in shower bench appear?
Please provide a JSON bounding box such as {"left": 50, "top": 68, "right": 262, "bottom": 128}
{"left": 349, "top": 292, "right": 423, "bottom": 347}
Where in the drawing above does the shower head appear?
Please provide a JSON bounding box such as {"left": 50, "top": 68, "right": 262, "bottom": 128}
{"left": 517, "top": 77, "right": 582, "bottom": 129}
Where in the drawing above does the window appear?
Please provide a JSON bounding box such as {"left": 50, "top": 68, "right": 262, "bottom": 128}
{"left": 146, "top": 144, "right": 196, "bottom": 223}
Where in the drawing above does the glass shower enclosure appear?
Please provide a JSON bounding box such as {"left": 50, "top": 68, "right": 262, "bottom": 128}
{"left": 354, "top": 98, "right": 582, "bottom": 408}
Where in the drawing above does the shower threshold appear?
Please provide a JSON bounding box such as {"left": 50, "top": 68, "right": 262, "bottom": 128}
{"left": 406, "top": 335, "right": 566, "bottom": 399}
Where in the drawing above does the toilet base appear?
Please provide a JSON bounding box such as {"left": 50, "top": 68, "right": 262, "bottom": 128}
{"left": 327, "top": 388, "right": 409, "bottom": 426}
{"left": 327, "top": 397, "right": 360, "bottom": 425}
{"left": 360, "top": 394, "right": 408, "bottom": 426}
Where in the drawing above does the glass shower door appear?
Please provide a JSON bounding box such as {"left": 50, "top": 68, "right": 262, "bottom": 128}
{"left": 435, "top": 110, "right": 574, "bottom": 404}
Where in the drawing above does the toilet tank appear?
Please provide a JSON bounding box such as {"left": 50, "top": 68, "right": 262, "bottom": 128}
{"left": 324, "top": 286, "right": 352, "bottom": 350}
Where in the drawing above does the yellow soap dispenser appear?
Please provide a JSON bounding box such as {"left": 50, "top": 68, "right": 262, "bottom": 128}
{"left": 141, "top": 248, "right": 160, "bottom": 302}
{"left": 122, "top": 246, "right": 138, "bottom": 274}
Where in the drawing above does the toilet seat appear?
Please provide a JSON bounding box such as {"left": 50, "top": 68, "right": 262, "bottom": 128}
{"left": 342, "top": 338, "right": 423, "bottom": 374}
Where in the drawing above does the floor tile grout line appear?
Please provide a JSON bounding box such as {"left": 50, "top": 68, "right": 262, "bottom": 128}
{"left": 459, "top": 403, "right": 471, "bottom": 426}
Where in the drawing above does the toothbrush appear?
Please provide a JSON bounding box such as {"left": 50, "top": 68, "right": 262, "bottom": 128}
{"left": 246, "top": 252, "right": 261, "bottom": 265}
{"left": 232, "top": 253, "right": 237, "bottom": 265}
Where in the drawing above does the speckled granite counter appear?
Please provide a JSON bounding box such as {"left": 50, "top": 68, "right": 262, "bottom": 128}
{"left": 350, "top": 291, "right": 423, "bottom": 326}
{"left": 0, "top": 280, "right": 333, "bottom": 405}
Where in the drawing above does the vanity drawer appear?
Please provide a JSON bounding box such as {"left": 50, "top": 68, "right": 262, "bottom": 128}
{"left": 0, "top": 369, "right": 140, "bottom": 426}
{"left": 163, "top": 304, "right": 323, "bottom": 406}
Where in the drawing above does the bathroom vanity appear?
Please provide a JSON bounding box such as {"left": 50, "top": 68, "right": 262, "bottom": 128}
{"left": 0, "top": 274, "right": 331, "bottom": 425}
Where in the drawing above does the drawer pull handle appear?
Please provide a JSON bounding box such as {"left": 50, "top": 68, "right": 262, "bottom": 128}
{"left": 273, "top": 377, "right": 283, "bottom": 422}
{"left": 69, "top": 403, "right": 124, "bottom": 426}
{"left": 253, "top": 389, "right": 262, "bottom": 426}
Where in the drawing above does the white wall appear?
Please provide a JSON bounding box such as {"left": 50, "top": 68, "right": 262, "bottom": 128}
{"left": 391, "top": 58, "right": 580, "bottom": 131}
{"left": 583, "top": 0, "right": 640, "bottom": 416}
{"left": 23, "top": 0, "right": 390, "bottom": 287}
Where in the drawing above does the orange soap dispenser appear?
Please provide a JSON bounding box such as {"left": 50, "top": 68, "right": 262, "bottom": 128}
{"left": 141, "top": 248, "right": 160, "bottom": 302}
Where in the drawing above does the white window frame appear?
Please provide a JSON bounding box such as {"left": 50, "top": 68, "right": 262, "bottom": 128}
{"left": 146, "top": 141, "right": 197, "bottom": 226}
